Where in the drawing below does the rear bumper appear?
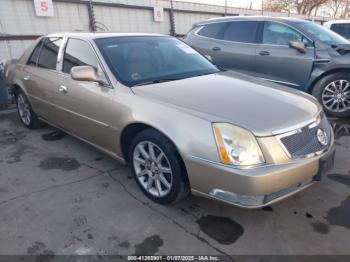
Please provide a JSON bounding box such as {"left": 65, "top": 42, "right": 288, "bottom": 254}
{"left": 186, "top": 145, "right": 335, "bottom": 208}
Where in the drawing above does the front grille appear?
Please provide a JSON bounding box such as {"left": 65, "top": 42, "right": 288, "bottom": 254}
{"left": 279, "top": 115, "right": 332, "bottom": 159}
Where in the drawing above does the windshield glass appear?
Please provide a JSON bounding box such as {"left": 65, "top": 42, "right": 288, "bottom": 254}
{"left": 95, "top": 36, "right": 219, "bottom": 87}
{"left": 331, "top": 23, "right": 350, "bottom": 40}
{"left": 295, "top": 21, "right": 349, "bottom": 45}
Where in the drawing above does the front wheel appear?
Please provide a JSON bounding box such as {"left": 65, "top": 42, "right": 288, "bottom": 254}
{"left": 15, "top": 89, "right": 42, "bottom": 129}
{"left": 129, "top": 129, "right": 189, "bottom": 205}
{"left": 312, "top": 73, "right": 350, "bottom": 118}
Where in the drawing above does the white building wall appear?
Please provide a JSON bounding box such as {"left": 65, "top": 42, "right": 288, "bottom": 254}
{"left": 0, "top": 0, "right": 90, "bottom": 35}
{"left": 93, "top": 5, "right": 171, "bottom": 33}
{"left": 0, "top": 0, "right": 90, "bottom": 59}
{"left": 0, "top": 0, "right": 328, "bottom": 60}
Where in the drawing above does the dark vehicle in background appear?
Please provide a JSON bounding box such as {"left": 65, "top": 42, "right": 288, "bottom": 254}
{"left": 184, "top": 16, "right": 350, "bottom": 118}
{"left": 324, "top": 20, "right": 350, "bottom": 40}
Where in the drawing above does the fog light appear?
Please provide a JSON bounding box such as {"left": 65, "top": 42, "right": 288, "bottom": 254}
{"left": 209, "top": 189, "right": 264, "bottom": 207}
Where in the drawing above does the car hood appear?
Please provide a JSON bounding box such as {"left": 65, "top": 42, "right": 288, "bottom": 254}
{"left": 132, "top": 71, "right": 321, "bottom": 137}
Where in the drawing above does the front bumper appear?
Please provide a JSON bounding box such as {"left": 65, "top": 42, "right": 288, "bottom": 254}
{"left": 186, "top": 145, "right": 335, "bottom": 208}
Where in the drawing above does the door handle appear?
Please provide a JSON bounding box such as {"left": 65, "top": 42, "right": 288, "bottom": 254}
{"left": 23, "top": 76, "right": 31, "bottom": 81}
{"left": 212, "top": 46, "right": 221, "bottom": 51}
{"left": 259, "top": 51, "right": 270, "bottom": 56}
{"left": 58, "top": 85, "right": 68, "bottom": 94}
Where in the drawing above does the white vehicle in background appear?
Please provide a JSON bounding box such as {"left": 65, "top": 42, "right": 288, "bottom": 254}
{"left": 324, "top": 20, "right": 350, "bottom": 40}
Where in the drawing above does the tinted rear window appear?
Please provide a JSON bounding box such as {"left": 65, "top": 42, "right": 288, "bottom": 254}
{"left": 27, "top": 40, "right": 44, "bottom": 66}
{"left": 223, "top": 21, "right": 258, "bottom": 43}
{"left": 37, "top": 37, "right": 62, "bottom": 70}
{"left": 198, "top": 22, "right": 227, "bottom": 39}
{"left": 331, "top": 23, "right": 350, "bottom": 39}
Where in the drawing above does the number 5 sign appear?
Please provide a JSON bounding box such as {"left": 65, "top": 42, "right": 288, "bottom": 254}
{"left": 34, "top": 0, "right": 54, "bottom": 17}
{"left": 153, "top": 7, "right": 164, "bottom": 22}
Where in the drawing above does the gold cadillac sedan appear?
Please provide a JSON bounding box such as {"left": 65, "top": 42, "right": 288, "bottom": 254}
{"left": 3, "top": 33, "right": 335, "bottom": 208}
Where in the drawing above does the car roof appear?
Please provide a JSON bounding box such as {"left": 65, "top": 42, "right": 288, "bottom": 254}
{"left": 324, "top": 20, "right": 350, "bottom": 25}
{"left": 46, "top": 32, "right": 167, "bottom": 40}
{"left": 195, "top": 16, "right": 309, "bottom": 26}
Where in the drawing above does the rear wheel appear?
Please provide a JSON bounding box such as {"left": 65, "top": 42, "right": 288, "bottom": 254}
{"left": 129, "top": 129, "right": 189, "bottom": 204}
{"left": 312, "top": 73, "right": 350, "bottom": 117}
{"left": 15, "top": 89, "right": 42, "bottom": 129}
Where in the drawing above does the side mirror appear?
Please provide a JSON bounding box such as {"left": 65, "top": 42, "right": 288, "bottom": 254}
{"left": 289, "top": 41, "right": 307, "bottom": 53}
{"left": 71, "top": 66, "right": 108, "bottom": 86}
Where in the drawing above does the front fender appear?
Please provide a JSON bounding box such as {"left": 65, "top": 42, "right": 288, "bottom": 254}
{"left": 107, "top": 91, "right": 220, "bottom": 165}
{"left": 308, "top": 61, "right": 350, "bottom": 92}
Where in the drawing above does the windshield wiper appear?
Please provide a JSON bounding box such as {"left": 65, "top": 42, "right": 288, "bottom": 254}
{"left": 132, "top": 72, "right": 218, "bottom": 87}
{"left": 133, "top": 77, "right": 186, "bottom": 87}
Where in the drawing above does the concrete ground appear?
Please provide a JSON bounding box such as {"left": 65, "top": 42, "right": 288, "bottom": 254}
{"left": 0, "top": 109, "right": 349, "bottom": 257}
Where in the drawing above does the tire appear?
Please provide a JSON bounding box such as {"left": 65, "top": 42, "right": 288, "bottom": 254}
{"left": 129, "top": 129, "right": 190, "bottom": 205}
{"left": 15, "top": 89, "right": 42, "bottom": 129}
{"left": 312, "top": 72, "right": 350, "bottom": 118}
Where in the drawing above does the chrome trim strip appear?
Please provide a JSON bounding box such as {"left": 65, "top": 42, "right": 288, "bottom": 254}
{"left": 313, "top": 58, "right": 331, "bottom": 63}
{"left": 258, "top": 77, "right": 300, "bottom": 87}
{"left": 56, "top": 36, "right": 68, "bottom": 72}
{"left": 308, "top": 114, "right": 322, "bottom": 128}
{"left": 271, "top": 109, "right": 322, "bottom": 135}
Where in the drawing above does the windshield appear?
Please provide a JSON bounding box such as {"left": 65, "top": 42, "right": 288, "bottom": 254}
{"left": 295, "top": 21, "right": 349, "bottom": 45}
{"left": 95, "top": 36, "right": 219, "bottom": 87}
{"left": 331, "top": 23, "right": 350, "bottom": 40}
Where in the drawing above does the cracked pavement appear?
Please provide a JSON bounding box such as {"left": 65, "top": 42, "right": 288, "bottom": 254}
{"left": 0, "top": 109, "right": 349, "bottom": 256}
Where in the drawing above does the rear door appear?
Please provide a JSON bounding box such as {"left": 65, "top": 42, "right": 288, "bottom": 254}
{"left": 22, "top": 37, "right": 63, "bottom": 119}
{"left": 186, "top": 21, "right": 259, "bottom": 75}
{"left": 210, "top": 20, "right": 259, "bottom": 75}
{"left": 255, "top": 21, "right": 315, "bottom": 89}
{"left": 186, "top": 22, "right": 227, "bottom": 59}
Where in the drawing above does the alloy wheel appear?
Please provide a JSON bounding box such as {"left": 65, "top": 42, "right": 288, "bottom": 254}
{"left": 133, "top": 141, "right": 173, "bottom": 198}
{"left": 17, "top": 93, "right": 31, "bottom": 126}
{"left": 322, "top": 79, "right": 350, "bottom": 113}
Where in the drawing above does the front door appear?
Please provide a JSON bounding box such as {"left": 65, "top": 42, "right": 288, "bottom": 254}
{"left": 51, "top": 38, "right": 116, "bottom": 152}
{"left": 255, "top": 21, "right": 315, "bottom": 89}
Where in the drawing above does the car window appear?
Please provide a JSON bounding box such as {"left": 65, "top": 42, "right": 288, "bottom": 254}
{"left": 95, "top": 36, "right": 219, "bottom": 87}
{"left": 37, "top": 37, "right": 62, "bottom": 70}
{"left": 331, "top": 23, "right": 350, "bottom": 39}
{"left": 63, "top": 38, "right": 99, "bottom": 74}
{"left": 262, "top": 22, "right": 306, "bottom": 46}
{"left": 223, "top": 21, "right": 258, "bottom": 43}
{"left": 27, "top": 39, "right": 44, "bottom": 66}
{"left": 197, "top": 22, "right": 227, "bottom": 39}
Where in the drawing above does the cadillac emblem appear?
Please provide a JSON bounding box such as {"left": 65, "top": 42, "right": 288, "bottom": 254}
{"left": 317, "top": 129, "right": 328, "bottom": 146}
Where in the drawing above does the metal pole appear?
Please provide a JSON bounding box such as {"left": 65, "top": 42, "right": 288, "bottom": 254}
{"left": 88, "top": 0, "right": 97, "bottom": 32}
{"left": 225, "top": 0, "right": 227, "bottom": 16}
{"left": 169, "top": 0, "right": 176, "bottom": 36}
{"left": 261, "top": 0, "right": 264, "bottom": 15}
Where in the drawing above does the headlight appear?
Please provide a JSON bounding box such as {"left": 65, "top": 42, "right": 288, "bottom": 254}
{"left": 213, "top": 123, "right": 265, "bottom": 166}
